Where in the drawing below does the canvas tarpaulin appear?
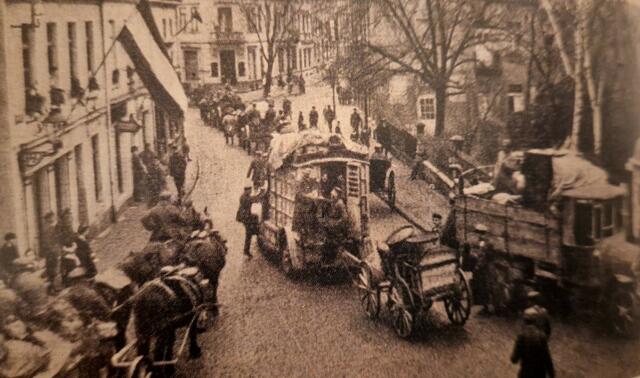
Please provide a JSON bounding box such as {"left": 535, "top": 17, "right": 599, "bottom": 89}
{"left": 117, "top": 10, "right": 188, "bottom": 117}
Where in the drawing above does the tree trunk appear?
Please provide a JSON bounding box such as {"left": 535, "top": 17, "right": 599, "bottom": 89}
{"left": 263, "top": 58, "right": 274, "bottom": 98}
{"left": 569, "top": 26, "right": 585, "bottom": 151}
{"left": 592, "top": 101, "right": 603, "bottom": 158}
{"left": 434, "top": 85, "right": 446, "bottom": 137}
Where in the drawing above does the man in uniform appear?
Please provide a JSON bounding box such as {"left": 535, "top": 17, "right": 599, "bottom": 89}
{"left": 131, "top": 146, "right": 148, "bottom": 202}
{"left": 511, "top": 312, "right": 555, "bottom": 378}
{"left": 350, "top": 108, "right": 362, "bottom": 139}
{"left": 141, "top": 192, "right": 190, "bottom": 242}
{"left": 324, "top": 105, "right": 335, "bottom": 132}
{"left": 169, "top": 144, "right": 188, "bottom": 195}
{"left": 247, "top": 152, "right": 268, "bottom": 189}
{"left": 236, "top": 186, "right": 265, "bottom": 259}
{"left": 309, "top": 106, "right": 319, "bottom": 129}
{"left": 322, "top": 187, "right": 350, "bottom": 263}
{"left": 41, "top": 211, "right": 60, "bottom": 295}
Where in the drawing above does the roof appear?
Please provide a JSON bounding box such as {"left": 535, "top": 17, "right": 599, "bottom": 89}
{"left": 562, "top": 184, "right": 626, "bottom": 200}
{"left": 268, "top": 130, "right": 369, "bottom": 170}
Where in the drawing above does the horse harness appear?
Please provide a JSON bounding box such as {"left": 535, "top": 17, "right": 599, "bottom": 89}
{"left": 144, "top": 270, "right": 205, "bottom": 311}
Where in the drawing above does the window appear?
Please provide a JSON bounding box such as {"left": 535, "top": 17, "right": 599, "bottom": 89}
{"left": 169, "top": 19, "right": 173, "bottom": 36}
{"left": 46, "top": 23, "right": 58, "bottom": 75}
{"left": 191, "top": 7, "right": 198, "bottom": 33}
{"left": 91, "top": 135, "right": 103, "bottom": 202}
{"left": 211, "top": 62, "right": 219, "bottom": 77}
{"left": 68, "top": 23, "right": 77, "bottom": 83}
{"left": 238, "top": 62, "right": 245, "bottom": 77}
{"left": 21, "top": 24, "right": 35, "bottom": 101}
{"left": 180, "top": 10, "right": 187, "bottom": 31}
{"left": 163, "top": 19, "right": 167, "bottom": 38}
{"left": 85, "top": 22, "right": 94, "bottom": 74}
{"left": 418, "top": 96, "right": 435, "bottom": 120}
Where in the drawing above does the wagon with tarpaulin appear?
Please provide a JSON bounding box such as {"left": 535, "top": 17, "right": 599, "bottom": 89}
{"left": 257, "top": 130, "right": 373, "bottom": 276}
{"left": 355, "top": 225, "right": 471, "bottom": 338}
{"left": 447, "top": 149, "right": 639, "bottom": 335}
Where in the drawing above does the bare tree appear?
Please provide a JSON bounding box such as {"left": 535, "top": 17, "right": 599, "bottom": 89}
{"left": 361, "top": 0, "right": 496, "bottom": 136}
{"left": 541, "top": 0, "right": 622, "bottom": 157}
{"left": 236, "top": 0, "right": 302, "bottom": 98}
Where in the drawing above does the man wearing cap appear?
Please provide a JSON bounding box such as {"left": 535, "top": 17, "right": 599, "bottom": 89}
{"left": 142, "top": 191, "right": 189, "bottom": 242}
{"left": 0, "top": 233, "right": 19, "bottom": 281}
{"left": 431, "top": 213, "right": 443, "bottom": 236}
{"left": 322, "top": 187, "right": 350, "bottom": 263}
{"left": 523, "top": 291, "right": 552, "bottom": 339}
{"left": 41, "top": 211, "right": 60, "bottom": 294}
{"left": 169, "top": 144, "right": 188, "bottom": 195}
{"left": 247, "top": 152, "right": 268, "bottom": 189}
{"left": 236, "top": 186, "right": 265, "bottom": 259}
{"left": 511, "top": 314, "right": 555, "bottom": 378}
{"left": 309, "top": 106, "right": 319, "bottom": 129}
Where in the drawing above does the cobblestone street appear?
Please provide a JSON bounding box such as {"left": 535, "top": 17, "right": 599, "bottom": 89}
{"left": 90, "top": 97, "right": 640, "bottom": 376}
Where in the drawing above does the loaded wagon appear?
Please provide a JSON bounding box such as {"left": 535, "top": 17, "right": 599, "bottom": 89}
{"left": 257, "top": 131, "right": 372, "bottom": 277}
{"left": 355, "top": 225, "right": 471, "bottom": 338}
{"left": 369, "top": 153, "right": 396, "bottom": 207}
{"left": 447, "top": 149, "right": 639, "bottom": 335}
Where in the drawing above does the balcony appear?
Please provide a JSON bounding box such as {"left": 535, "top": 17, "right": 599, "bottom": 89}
{"left": 212, "top": 30, "right": 245, "bottom": 45}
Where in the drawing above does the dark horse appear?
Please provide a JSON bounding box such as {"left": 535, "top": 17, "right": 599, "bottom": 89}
{"left": 119, "top": 234, "right": 227, "bottom": 375}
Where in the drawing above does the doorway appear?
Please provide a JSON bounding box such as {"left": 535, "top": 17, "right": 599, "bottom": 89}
{"left": 184, "top": 49, "right": 199, "bottom": 82}
{"left": 220, "top": 50, "right": 236, "bottom": 85}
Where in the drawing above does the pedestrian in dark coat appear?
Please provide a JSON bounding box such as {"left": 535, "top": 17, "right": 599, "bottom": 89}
{"left": 56, "top": 208, "right": 76, "bottom": 247}
{"left": 247, "top": 152, "right": 268, "bottom": 189}
{"left": 323, "top": 106, "right": 334, "bottom": 132}
{"left": 375, "top": 119, "right": 390, "bottom": 157}
{"left": 140, "top": 143, "right": 157, "bottom": 168}
{"left": 298, "top": 112, "right": 305, "bottom": 131}
{"left": 511, "top": 320, "right": 555, "bottom": 378}
{"left": 236, "top": 186, "right": 264, "bottom": 258}
{"left": 75, "top": 226, "right": 96, "bottom": 277}
{"left": 147, "top": 158, "right": 166, "bottom": 208}
{"left": 360, "top": 126, "right": 371, "bottom": 147}
{"left": 309, "top": 106, "right": 319, "bottom": 128}
{"left": 0, "top": 233, "right": 19, "bottom": 281}
{"left": 41, "top": 212, "right": 60, "bottom": 294}
{"left": 131, "top": 146, "right": 148, "bottom": 202}
{"left": 350, "top": 108, "right": 362, "bottom": 138}
{"left": 264, "top": 103, "right": 277, "bottom": 130}
{"left": 298, "top": 74, "right": 305, "bottom": 94}
{"left": 169, "top": 145, "right": 188, "bottom": 195}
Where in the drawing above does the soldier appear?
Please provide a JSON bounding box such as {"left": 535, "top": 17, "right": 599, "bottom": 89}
{"left": 511, "top": 313, "right": 555, "bottom": 378}
{"left": 350, "top": 108, "right": 362, "bottom": 138}
{"left": 323, "top": 105, "right": 335, "bottom": 132}
{"left": 309, "top": 106, "right": 319, "bottom": 129}
{"left": 147, "top": 157, "right": 166, "bottom": 208}
{"left": 298, "top": 112, "right": 305, "bottom": 131}
{"left": 523, "top": 291, "right": 552, "bottom": 339}
{"left": 247, "top": 152, "right": 268, "bottom": 189}
{"left": 236, "top": 186, "right": 265, "bottom": 259}
{"left": 131, "top": 146, "right": 148, "bottom": 202}
{"left": 322, "top": 187, "right": 350, "bottom": 263}
{"left": 169, "top": 144, "right": 188, "bottom": 195}
{"left": 141, "top": 192, "right": 189, "bottom": 242}
{"left": 41, "top": 211, "right": 60, "bottom": 295}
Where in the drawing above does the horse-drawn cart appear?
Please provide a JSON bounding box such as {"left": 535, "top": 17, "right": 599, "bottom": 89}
{"left": 354, "top": 225, "right": 471, "bottom": 338}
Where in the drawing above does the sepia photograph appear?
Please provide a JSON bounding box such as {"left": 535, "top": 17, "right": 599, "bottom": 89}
{"left": 0, "top": 0, "right": 639, "bottom": 376}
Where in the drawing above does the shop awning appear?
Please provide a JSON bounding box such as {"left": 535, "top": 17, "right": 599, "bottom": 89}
{"left": 114, "top": 119, "right": 141, "bottom": 133}
{"left": 118, "top": 10, "right": 188, "bottom": 117}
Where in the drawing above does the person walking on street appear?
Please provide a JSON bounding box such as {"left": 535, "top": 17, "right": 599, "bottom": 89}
{"left": 41, "top": 212, "right": 60, "bottom": 295}
{"left": 523, "top": 291, "right": 552, "bottom": 339}
{"left": 264, "top": 103, "right": 277, "bottom": 130}
{"left": 298, "top": 74, "right": 305, "bottom": 94}
{"left": 247, "top": 152, "right": 268, "bottom": 189}
{"left": 236, "top": 186, "right": 265, "bottom": 259}
{"left": 74, "top": 225, "right": 97, "bottom": 278}
{"left": 0, "top": 233, "right": 19, "bottom": 281}
{"left": 169, "top": 144, "right": 188, "bottom": 196}
{"left": 147, "top": 157, "right": 166, "bottom": 208}
{"left": 282, "top": 98, "right": 292, "bottom": 119}
{"left": 511, "top": 313, "right": 555, "bottom": 378}
{"left": 309, "top": 106, "right": 319, "bottom": 129}
{"left": 350, "top": 108, "right": 362, "bottom": 138}
{"left": 335, "top": 121, "right": 342, "bottom": 135}
{"left": 298, "top": 112, "right": 305, "bottom": 131}
{"left": 360, "top": 126, "right": 371, "bottom": 147}
{"left": 131, "top": 146, "right": 148, "bottom": 202}
{"left": 324, "top": 105, "right": 335, "bottom": 132}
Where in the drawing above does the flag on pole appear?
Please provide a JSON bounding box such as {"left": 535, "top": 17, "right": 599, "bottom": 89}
{"left": 136, "top": 0, "right": 169, "bottom": 58}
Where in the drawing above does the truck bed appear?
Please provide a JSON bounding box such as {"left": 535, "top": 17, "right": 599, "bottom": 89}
{"left": 455, "top": 195, "right": 562, "bottom": 264}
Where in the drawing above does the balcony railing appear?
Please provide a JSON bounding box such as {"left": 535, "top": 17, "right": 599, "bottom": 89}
{"left": 212, "top": 30, "right": 245, "bottom": 44}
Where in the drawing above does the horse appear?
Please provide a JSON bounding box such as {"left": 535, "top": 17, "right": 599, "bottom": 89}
{"left": 119, "top": 231, "right": 226, "bottom": 375}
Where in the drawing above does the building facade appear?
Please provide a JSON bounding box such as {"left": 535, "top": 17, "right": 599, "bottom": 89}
{"left": 174, "top": 0, "right": 333, "bottom": 91}
{"left": 0, "top": 0, "right": 183, "bottom": 254}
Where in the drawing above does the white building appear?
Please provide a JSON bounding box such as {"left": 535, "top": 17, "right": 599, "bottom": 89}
{"left": 0, "top": 0, "right": 186, "bottom": 254}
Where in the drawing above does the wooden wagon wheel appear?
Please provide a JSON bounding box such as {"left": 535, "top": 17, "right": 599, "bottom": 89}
{"left": 444, "top": 269, "right": 472, "bottom": 326}
{"left": 357, "top": 265, "right": 380, "bottom": 319}
{"left": 387, "top": 171, "right": 396, "bottom": 208}
{"left": 389, "top": 283, "right": 415, "bottom": 338}
{"left": 609, "top": 288, "right": 637, "bottom": 336}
